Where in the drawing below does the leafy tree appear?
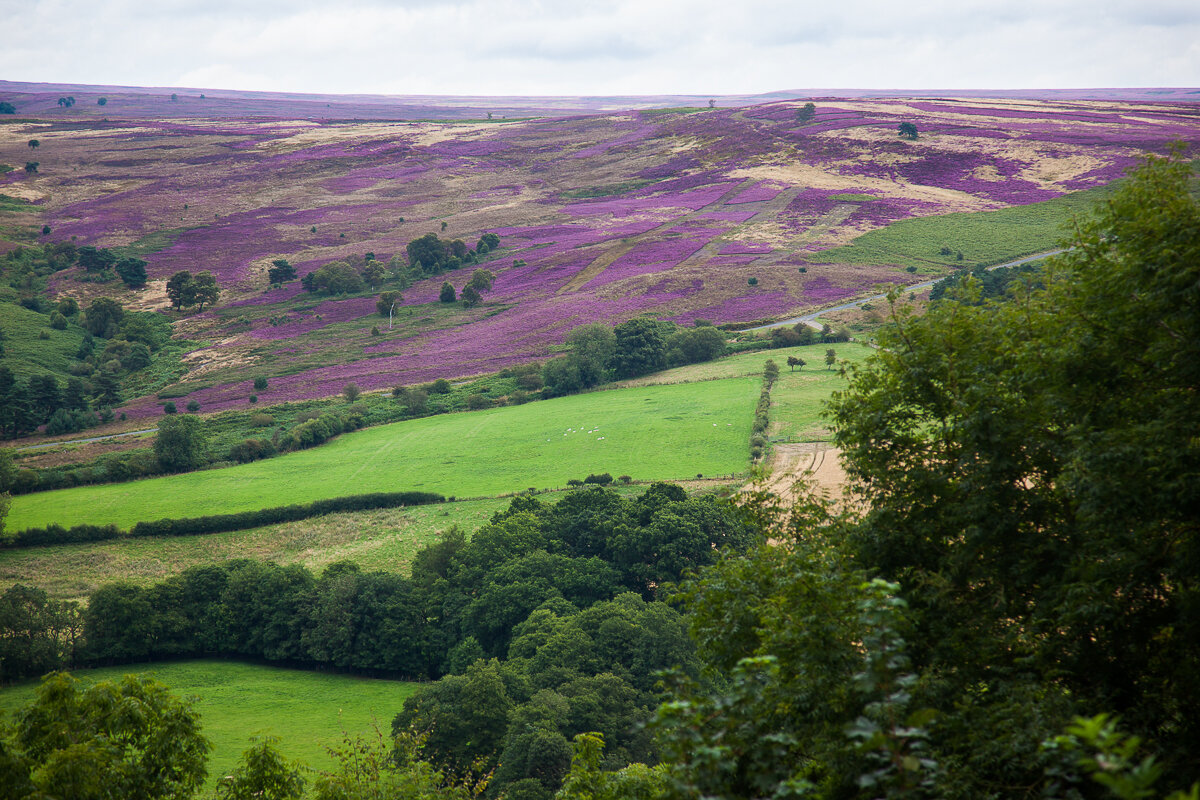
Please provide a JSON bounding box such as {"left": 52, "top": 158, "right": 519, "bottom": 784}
{"left": 27, "top": 139, "right": 38, "bottom": 149}
{"left": 824, "top": 347, "right": 836, "bottom": 369}
{"left": 0, "top": 101, "right": 16, "bottom": 114}
{"left": 466, "top": 268, "right": 494, "bottom": 293}
{"left": 83, "top": 297, "right": 124, "bottom": 337}
{"left": 343, "top": 383, "right": 361, "bottom": 402}
{"left": 267, "top": 259, "right": 297, "bottom": 286}
{"left": 254, "top": 376, "right": 269, "bottom": 391}
{"left": 610, "top": 318, "right": 671, "bottom": 379}
{"left": 115, "top": 256, "right": 148, "bottom": 288}
{"left": 897, "top": 121, "right": 919, "bottom": 139}
{"left": 97, "top": 97, "right": 107, "bottom": 106}
{"left": 216, "top": 736, "right": 306, "bottom": 800}
{"left": 795, "top": 102, "right": 816, "bottom": 122}
{"left": 377, "top": 290, "right": 403, "bottom": 317}
{"left": 310, "top": 262, "right": 364, "bottom": 294}
{"left": 361, "top": 260, "right": 387, "bottom": 288}
{"left": 786, "top": 355, "right": 805, "bottom": 371}
{"left": 665, "top": 325, "right": 725, "bottom": 366}
{"left": 191, "top": 271, "right": 219, "bottom": 310}
{"left": 564, "top": 323, "right": 616, "bottom": 388}
{"left": 154, "top": 413, "right": 207, "bottom": 472}
{"left": 165, "top": 271, "right": 195, "bottom": 310}
{"left": 440, "top": 282, "right": 457, "bottom": 303}
{"left": 77, "top": 246, "right": 117, "bottom": 273}
{"left": 3, "top": 672, "right": 210, "bottom": 800}
{"left": 24, "top": 162, "right": 38, "bottom": 173}
{"left": 460, "top": 285, "right": 483, "bottom": 307}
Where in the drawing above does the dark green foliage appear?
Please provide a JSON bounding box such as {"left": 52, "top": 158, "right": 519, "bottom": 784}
{"left": 439, "top": 281, "right": 456, "bottom": 302}
{"left": 115, "top": 256, "right": 148, "bottom": 288}
{"left": 929, "top": 260, "right": 1042, "bottom": 302}
{"left": 376, "top": 290, "right": 402, "bottom": 316}
{"left": 665, "top": 325, "right": 725, "bottom": 366}
{"left": 0, "top": 584, "right": 80, "bottom": 682}
{"left": 154, "top": 413, "right": 206, "bottom": 471}
{"left": 83, "top": 297, "right": 123, "bottom": 337}
{"left": 0, "top": 101, "right": 15, "bottom": 114}
{"left": 460, "top": 285, "right": 482, "bottom": 307}
{"left": 3, "top": 672, "right": 210, "bottom": 799}
{"left": 77, "top": 246, "right": 116, "bottom": 273}
{"left": 898, "top": 121, "right": 919, "bottom": 139}
{"left": 165, "top": 270, "right": 194, "bottom": 309}
{"left": 310, "top": 261, "right": 364, "bottom": 295}
{"left": 610, "top": 318, "right": 673, "bottom": 379}
{"left": 253, "top": 375, "right": 269, "bottom": 391}
{"left": 215, "top": 736, "right": 306, "bottom": 800}
{"left": 795, "top": 101, "right": 816, "bottom": 122}
{"left": 267, "top": 259, "right": 297, "bottom": 286}
{"left": 97, "top": 97, "right": 107, "bottom": 106}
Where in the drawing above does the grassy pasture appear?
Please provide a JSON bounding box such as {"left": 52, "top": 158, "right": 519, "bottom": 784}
{"left": 8, "top": 377, "right": 758, "bottom": 530}
{"left": 808, "top": 182, "right": 1117, "bottom": 270}
{"left": 0, "top": 302, "right": 86, "bottom": 381}
{"left": 0, "top": 660, "right": 419, "bottom": 790}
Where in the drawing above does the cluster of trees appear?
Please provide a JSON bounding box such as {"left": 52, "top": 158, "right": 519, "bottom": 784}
{"left": 55, "top": 96, "right": 76, "bottom": 108}
{"left": 438, "top": 268, "right": 496, "bottom": 307}
{"left": 408, "top": 232, "right": 500, "bottom": 275}
{"left": 795, "top": 101, "right": 817, "bottom": 122}
{"left": 928, "top": 260, "right": 1043, "bottom": 302}
{"left": 768, "top": 320, "right": 849, "bottom": 348}
{"left": 75, "top": 245, "right": 149, "bottom": 288}
{"left": 542, "top": 319, "right": 727, "bottom": 397}
{"left": 165, "top": 270, "right": 219, "bottom": 311}
{"left": 0, "top": 100, "right": 16, "bottom": 114}
{"left": 0, "top": 367, "right": 98, "bottom": 438}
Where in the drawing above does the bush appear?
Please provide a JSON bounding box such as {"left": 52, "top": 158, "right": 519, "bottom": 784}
{"left": 747, "top": 277, "right": 758, "bottom": 285}
{"left": 466, "top": 393, "right": 491, "bottom": 410}
{"left": 249, "top": 395, "right": 257, "bottom": 403}
{"left": 583, "top": 473, "right": 613, "bottom": 485}
{"left": 250, "top": 413, "right": 274, "bottom": 427}
{"left": 567, "top": 479, "right": 583, "bottom": 487}
{"left": 618, "top": 475, "right": 632, "bottom": 484}
{"left": 186, "top": 400, "right": 200, "bottom": 412}
{"left": 343, "top": 383, "right": 361, "bottom": 402}
{"left": 253, "top": 376, "right": 268, "bottom": 390}
{"left": 163, "top": 402, "right": 177, "bottom": 414}
{"left": 229, "top": 438, "right": 275, "bottom": 464}
{"left": 429, "top": 378, "right": 452, "bottom": 394}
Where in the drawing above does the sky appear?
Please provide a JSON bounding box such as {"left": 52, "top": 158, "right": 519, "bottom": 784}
{"left": 2, "top": 0, "right": 1198, "bottom": 96}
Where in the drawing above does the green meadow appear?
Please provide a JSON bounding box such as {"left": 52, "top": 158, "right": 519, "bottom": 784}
{"left": 9, "top": 377, "right": 759, "bottom": 530}
{"left": 0, "top": 661, "right": 419, "bottom": 790}
{"left": 808, "top": 182, "right": 1116, "bottom": 270}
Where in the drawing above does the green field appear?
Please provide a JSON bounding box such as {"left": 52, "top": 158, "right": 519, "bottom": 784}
{"left": 0, "top": 660, "right": 419, "bottom": 790}
{"left": 808, "top": 182, "right": 1117, "bottom": 270}
{"left": 9, "top": 377, "right": 759, "bottom": 530}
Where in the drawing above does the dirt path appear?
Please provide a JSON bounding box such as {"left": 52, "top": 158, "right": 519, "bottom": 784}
{"left": 749, "top": 441, "right": 848, "bottom": 505}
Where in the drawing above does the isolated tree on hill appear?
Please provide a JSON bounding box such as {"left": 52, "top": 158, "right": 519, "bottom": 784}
{"left": 24, "top": 162, "right": 38, "bottom": 173}
{"left": 27, "top": 139, "right": 38, "bottom": 149}
{"left": 166, "top": 271, "right": 195, "bottom": 309}
{"left": 97, "top": 97, "right": 107, "bottom": 106}
{"left": 439, "top": 282, "right": 456, "bottom": 303}
{"left": 267, "top": 259, "right": 297, "bottom": 286}
{"left": 825, "top": 348, "right": 836, "bottom": 370}
{"left": 466, "top": 268, "right": 495, "bottom": 293}
{"left": 795, "top": 102, "right": 816, "bottom": 122}
{"left": 0, "top": 101, "right": 16, "bottom": 114}
{"left": 460, "top": 285, "right": 483, "bottom": 307}
{"left": 115, "top": 256, "right": 148, "bottom": 288}
{"left": 898, "top": 121, "right": 919, "bottom": 140}
{"left": 155, "top": 413, "right": 207, "bottom": 472}
{"left": 191, "top": 271, "right": 219, "bottom": 311}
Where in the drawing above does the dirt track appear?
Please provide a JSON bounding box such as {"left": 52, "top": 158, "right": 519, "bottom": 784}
{"left": 752, "top": 442, "right": 847, "bottom": 505}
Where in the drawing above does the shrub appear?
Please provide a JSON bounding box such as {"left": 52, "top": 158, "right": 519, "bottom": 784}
{"left": 186, "top": 400, "right": 200, "bottom": 413}
{"left": 429, "top": 378, "right": 452, "bottom": 394}
{"left": 583, "top": 472, "right": 613, "bottom": 485}
{"left": 250, "top": 413, "right": 274, "bottom": 427}
{"left": 618, "top": 475, "right": 632, "bottom": 484}
{"left": 567, "top": 479, "right": 583, "bottom": 487}
{"left": 249, "top": 395, "right": 257, "bottom": 403}
{"left": 163, "top": 402, "right": 177, "bottom": 414}
{"left": 229, "top": 438, "right": 275, "bottom": 463}
{"left": 747, "top": 277, "right": 758, "bottom": 285}
{"left": 253, "top": 376, "right": 268, "bottom": 390}
{"left": 343, "top": 383, "right": 361, "bottom": 402}
{"left": 466, "top": 393, "right": 491, "bottom": 410}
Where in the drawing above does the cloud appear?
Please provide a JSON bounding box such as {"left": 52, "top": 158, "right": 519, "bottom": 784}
{"left": 0, "top": 0, "right": 1196, "bottom": 94}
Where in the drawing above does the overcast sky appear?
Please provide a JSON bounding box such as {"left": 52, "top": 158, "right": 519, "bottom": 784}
{"left": 3, "top": 0, "right": 1198, "bottom": 96}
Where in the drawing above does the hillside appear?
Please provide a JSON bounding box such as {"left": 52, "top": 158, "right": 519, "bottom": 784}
{"left": 2, "top": 90, "right": 1196, "bottom": 420}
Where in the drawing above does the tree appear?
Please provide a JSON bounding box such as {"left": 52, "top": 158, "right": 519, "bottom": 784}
{"left": 267, "top": 259, "right": 296, "bottom": 286}
{"left": 27, "top": 139, "right": 38, "bottom": 149}
{"left": 310, "top": 262, "right": 364, "bottom": 295}
{"left": 191, "top": 271, "right": 219, "bottom": 311}
{"left": 0, "top": 101, "right": 16, "bottom": 114}
{"left": 115, "top": 256, "right": 148, "bottom": 288}
{"left": 216, "top": 736, "right": 306, "bottom": 800}
{"left": 97, "top": 97, "right": 107, "bottom": 106}
{"left": 897, "top": 121, "right": 919, "bottom": 140}
{"left": 824, "top": 348, "right": 836, "bottom": 370}
{"left": 439, "top": 282, "right": 456, "bottom": 303}
{"left": 361, "top": 260, "right": 386, "bottom": 288}
{"left": 83, "top": 297, "right": 124, "bottom": 338}
{"left": 4, "top": 672, "right": 210, "bottom": 800}
{"left": 795, "top": 102, "right": 816, "bottom": 122}
{"left": 77, "top": 246, "right": 116, "bottom": 273}
{"left": 165, "top": 271, "right": 195, "bottom": 310}
{"left": 24, "top": 162, "right": 38, "bottom": 173}
{"left": 376, "top": 290, "right": 403, "bottom": 318}
{"left": 343, "top": 383, "right": 361, "bottom": 402}
{"left": 565, "top": 323, "right": 616, "bottom": 387}
{"left": 155, "top": 413, "right": 207, "bottom": 472}
{"left": 460, "top": 285, "right": 482, "bottom": 307}
{"left": 666, "top": 325, "right": 726, "bottom": 366}
{"left": 466, "top": 268, "right": 495, "bottom": 293}
{"left": 610, "top": 318, "right": 670, "bottom": 379}
{"left": 786, "top": 355, "right": 805, "bottom": 371}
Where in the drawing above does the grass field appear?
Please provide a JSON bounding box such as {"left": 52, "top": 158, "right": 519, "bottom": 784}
{"left": 807, "top": 182, "right": 1117, "bottom": 270}
{"left": 9, "top": 377, "right": 759, "bottom": 530}
{"left": 0, "top": 660, "right": 419, "bottom": 790}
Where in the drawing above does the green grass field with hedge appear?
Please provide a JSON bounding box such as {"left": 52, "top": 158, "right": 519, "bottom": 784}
{"left": 0, "top": 661, "right": 418, "bottom": 790}
{"left": 8, "top": 377, "right": 759, "bottom": 530}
